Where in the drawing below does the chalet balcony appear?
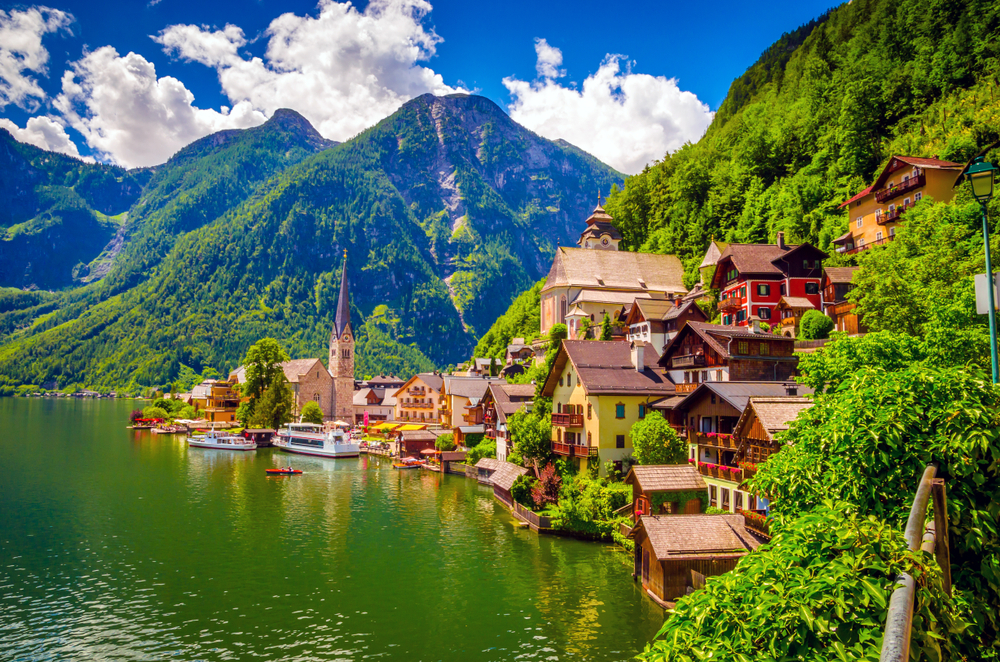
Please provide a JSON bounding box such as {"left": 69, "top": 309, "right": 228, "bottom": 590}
{"left": 737, "top": 508, "right": 770, "bottom": 538}
{"left": 718, "top": 296, "right": 746, "bottom": 312}
{"left": 484, "top": 428, "right": 497, "bottom": 439}
{"left": 691, "top": 431, "right": 737, "bottom": 449}
{"left": 675, "top": 383, "right": 698, "bottom": 394}
{"left": 671, "top": 354, "right": 706, "bottom": 368}
{"left": 876, "top": 201, "right": 914, "bottom": 225}
{"left": 551, "top": 413, "right": 584, "bottom": 427}
{"left": 843, "top": 235, "right": 895, "bottom": 255}
{"left": 407, "top": 387, "right": 426, "bottom": 395}
{"left": 874, "top": 172, "right": 925, "bottom": 203}
{"left": 402, "top": 402, "right": 434, "bottom": 409}
{"left": 551, "top": 441, "right": 596, "bottom": 457}
{"left": 697, "top": 462, "right": 742, "bottom": 482}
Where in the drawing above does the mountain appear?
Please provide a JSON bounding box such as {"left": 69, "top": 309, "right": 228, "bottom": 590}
{"left": 0, "top": 130, "right": 145, "bottom": 289}
{"left": 0, "top": 95, "right": 622, "bottom": 391}
{"left": 604, "top": 0, "right": 1000, "bottom": 281}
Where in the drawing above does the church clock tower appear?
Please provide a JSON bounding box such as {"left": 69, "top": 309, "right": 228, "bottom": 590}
{"left": 329, "top": 252, "right": 355, "bottom": 422}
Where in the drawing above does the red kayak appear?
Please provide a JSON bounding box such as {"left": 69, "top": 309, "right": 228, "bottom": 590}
{"left": 266, "top": 468, "right": 303, "bottom": 475}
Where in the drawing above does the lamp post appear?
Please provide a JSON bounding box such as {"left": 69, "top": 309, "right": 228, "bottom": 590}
{"left": 966, "top": 157, "right": 999, "bottom": 383}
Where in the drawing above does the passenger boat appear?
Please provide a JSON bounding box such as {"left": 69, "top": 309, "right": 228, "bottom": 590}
{"left": 274, "top": 423, "right": 360, "bottom": 458}
{"left": 266, "top": 468, "right": 303, "bottom": 475}
{"left": 187, "top": 430, "right": 257, "bottom": 451}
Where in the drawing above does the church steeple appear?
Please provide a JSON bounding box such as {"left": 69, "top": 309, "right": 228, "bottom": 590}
{"left": 577, "top": 200, "right": 622, "bottom": 251}
{"left": 334, "top": 250, "right": 350, "bottom": 339}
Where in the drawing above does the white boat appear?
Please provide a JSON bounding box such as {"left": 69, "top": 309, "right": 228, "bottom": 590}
{"left": 187, "top": 430, "right": 257, "bottom": 451}
{"left": 274, "top": 423, "right": 360, "bottom": 458}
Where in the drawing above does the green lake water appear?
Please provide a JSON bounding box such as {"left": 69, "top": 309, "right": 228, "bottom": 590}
{"left": 0, "top": 398, "right": 664, "bottom": 661}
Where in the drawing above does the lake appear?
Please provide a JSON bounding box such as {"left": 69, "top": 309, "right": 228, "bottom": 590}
{"left": 0, "top": 398, "right": 664, "bottom": 661}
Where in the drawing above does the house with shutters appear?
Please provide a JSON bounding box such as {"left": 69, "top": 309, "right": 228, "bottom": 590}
{"left": 711, "top": 233, "right": 827, "bottom": 330}
{"left": 540, "top": 340, "right": 675, "bottom": 476}
{"left": 481, "top": 382, "right": 534, "bottom": 462}
{"left": 833, "top": 156, "right": 963, "bottom": 255}
{"left": 624, "top": 298, "right": 708, "bottom": 355}
{"left": 657, "top": 321, "right": 798, "bottom": 392}
{"left": 392, "top": 373, "right": 445, "bottom": 424}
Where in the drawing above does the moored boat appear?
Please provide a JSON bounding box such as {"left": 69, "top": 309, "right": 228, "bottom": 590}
{"left": 274, "top": 423, "right": 360, "bottom": 458}
{"left": 187, "top": 430, "right": 257, "bottom": 451}
{"left": 266, "top": 468, "right": 303, "bottom": 475}
{"left": 392, "top": 457, "right": 423, "bottom": 470}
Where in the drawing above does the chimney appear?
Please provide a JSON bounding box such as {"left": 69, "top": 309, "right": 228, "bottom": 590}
{"left": 630, "top": 341, "right": 645, "bottom": 373}
{"left": 784, "top": 382, "right": 798, "bottom": 396}
{"left": 776, "top": 231, "right": 786, "bottom": 249}
{"left": 750, "top": 315, "right": 761, "bottom": 334}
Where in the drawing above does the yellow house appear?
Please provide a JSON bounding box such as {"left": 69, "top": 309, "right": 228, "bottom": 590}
{"left": 392, "top": 373, "right": 445, "bottom": 424}
{"left": 441, "top": 375, "right": 502, "bottom": 428}
{"left": 833, "top": 155, "right": 963, "bottom": 255}
{"left": 203, "top": 378, "right": 240, "bottom": 423}
{"left": 540, "top": 340, "right": 675, "bottom": 476}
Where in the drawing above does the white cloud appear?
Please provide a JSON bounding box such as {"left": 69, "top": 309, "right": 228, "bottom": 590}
{"left": 504, "top": 43, "right": 714, "bottom": 175}
{"left": 153, "top": 0, "right": 464, "bottom": 144}
{"left": 0, "top": 115, "right": 82, "bottom": 158}
{"left": 54, "top": 46, "right": 266, "bottom": 168}
{"left": 0, "top": 6, "right": 72, "bottom": 110}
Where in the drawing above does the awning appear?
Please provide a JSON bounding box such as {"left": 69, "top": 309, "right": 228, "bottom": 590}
{"left": 372, "top": 422, "right": 399, "bottom": 430}
{"left": 420, "top": 448, "right": 440, "bottom": 455}
{"left": 458, "top": 425, "right": 485, "bottom": 434}
{"left": 398, "top": 424, "right": 427, "bottom": 431}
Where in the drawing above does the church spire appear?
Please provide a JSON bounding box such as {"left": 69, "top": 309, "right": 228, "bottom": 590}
{"left": 334, "top": 250, "right": 350, "bottom": 339}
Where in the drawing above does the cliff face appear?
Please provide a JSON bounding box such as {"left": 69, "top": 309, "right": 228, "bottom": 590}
{"left": 0, "top": 96, "right": 622, "bottom": 388}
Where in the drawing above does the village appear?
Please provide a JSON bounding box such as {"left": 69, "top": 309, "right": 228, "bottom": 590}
{"left": 131, "top": 153, "right": 974, "bottom": 611}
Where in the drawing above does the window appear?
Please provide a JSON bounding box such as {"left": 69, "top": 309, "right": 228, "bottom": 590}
{"left": 736, "top": 310, "right": 747, "bottom": 323}
{"left": 915, "top": 192, "right": 922, "bottom": 202}
{"left": 890, "top": 227, "right": 896, "bottom": 237}
{"left": 342, "top": 349, "right": 351, "bottom": 358}
{"left": 802, "top": 259, "right": 809, "bottom": 269}
{"left": 638, "top": 404, "right": 646, "bottom": 419}
{"left": 557, "top": 429, "right": 562, "bottom": 442}
{"left": 740, "top": 286, "right": 747, "bottom": 298}
{"left": 615, "top": 403, "right": 625, "bottom": 419}
{"left": 559, "top": 377, "right": 563, "bottom": 387}
{"left": 757, "top": 284, "right": 770, "bottom": 296}
{"left": 760, "top": 342, "right": 770, "bottom": 356}
{"left": 557, "top": 402, "right": 562, "bottom": 414}
{"left": 587, "top": 403, "right": 592, "bottom": 419}
{"left": 876, "top": 231, "right": 883, "bottom": 241}
{"left": 616, "top": 434, "right": 625, "bottom": 449}
{"left": 805, "top": 282, "right": 819, "bottom": 295}
{"left": 738, "top": 341, "right": 749, "bottom": 354}
{"left": 735, "top": 491, "right": 744, "bottom": 511}
{"left": 710, "top": 394, "right": 716, "bottom": 404}
{"left": 709, "top": 485, "right": 717, "bottom": 507}
{"left": 859, "top": 238, "right": 866, "bottom": 247}
{"left": 723, "top": 315, "right": 731, "bottom": 325}
{"left": 758, "top": 307, "right": 771, "bottom": 320}
{"left": 856, "top": 217, "right": 863, "bottom": 228}
{"left": 587, "top": 432, "right": 592, "bottom": 445}
{"left": 904, "top": 197, "right": 911, "bottom": 206}
{"left": 889, "top": 203, "right": 895, "bottom": 212}
{"left": 722, "top": 488, "right": 730, "bottom": 510}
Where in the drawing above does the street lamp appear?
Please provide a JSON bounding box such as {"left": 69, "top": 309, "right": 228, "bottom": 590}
{"left": 966, "top": 156, "right": 999, "bottom": 382}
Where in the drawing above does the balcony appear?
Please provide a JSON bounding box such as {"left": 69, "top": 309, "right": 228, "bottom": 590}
{"left": 876, "top": 201, "right": 914, "bottom": 226}
{"left": 737, "top": 508, "right": 770, "bottom": 538}
{"left": 551, "top": 413, "right": 584, "bottom": 427}
{"left": 874, "top": 172, "right": 924, "bottom": 203}
{"left": 697, "top": 462, "right": 742, "bottom": 483}
{"left": 402, "top": 401, "right": 434, "bottom": 409}
{"left": 551, "top": 441, "right": 597, "bottom": 457}
{"left": 691, "top": 431, "right": 737, "bottom": 449}
{"left": 843, "top": 234, "right": 895, "bottom": 255}
{"left": 718, "top": 296, "right": 746, "bottom": 312}
{"left": 671, "top": 353, "right": 706, "bottom": 368}
{"left": 675, "top": 383, "right": 698, "bottom": 394}
{"left": 407, "top": 387, "right": 426, "bottom": 395}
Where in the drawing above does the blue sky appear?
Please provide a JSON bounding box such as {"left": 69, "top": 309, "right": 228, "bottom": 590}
{"left": 0, "top": 0, "right": 839, "bottom": 172}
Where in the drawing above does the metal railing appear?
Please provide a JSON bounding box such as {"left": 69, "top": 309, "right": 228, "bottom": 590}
{"left": 880, "top": 465, "right": 951, "bottom": 662}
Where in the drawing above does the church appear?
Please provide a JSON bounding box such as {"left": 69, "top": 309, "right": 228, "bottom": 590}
{"left": 230, "top": 254, "right": 354, "bottom": 422}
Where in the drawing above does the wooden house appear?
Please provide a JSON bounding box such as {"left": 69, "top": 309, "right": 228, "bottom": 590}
{"left": 630, "top": 514, "right": 761, "bottom": 606}
{"left": 822, "top": 267, "right": 865, "bottom": 335}
{"left": 658, "top": 321, "right": 798, "bottom": 389}
{"left": 397, "top": 429, "right": 437, "bottom": 458}
{"left": 732, "top": 395, "right": 814, "bottom": 537}
{"left": 490, "top": 461, "right": 529, "bottom": 507}
{"left": 624, "top": 298, "right": 708, "bottom": 355}
{"left": 623, "top": 465, "right": 707, "bottom": 524}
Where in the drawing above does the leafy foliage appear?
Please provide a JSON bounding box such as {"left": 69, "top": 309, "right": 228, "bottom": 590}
{"left": 598, "top": 313, "right": 613, "bottom": 341}
{"left": 434, "top": 433, "right": 456, "bottom": 451}
{"left": 553, "top": 473, "right": 632, "bottom": 539}
{"left": 472, "top": 279, "right": 543, "bottom": 358}
{"left": 465, "top": 437, "right": 496, "bottom": 466}
{"left": 300, "top": 401, "right": 324, "bottom": 424}
{"left": 638, "top": 502, "right": 968, "bottom": 662}
{"left": 630, "top": 411, "right": 687, "bottom": 465}
{"left": 799, "top": 309, "right": 834, "bottom": 340}
{"left": 251, "top": 381, "right": 294, "bottom": 429}
{"left": 507, "top": 408, "right": 552, "bottom": 476}
{"left": 236, "top": 338, "right": 289, "bottom": 426}
{"left": 531, "top": 462, "right": 562, "bottom": 508}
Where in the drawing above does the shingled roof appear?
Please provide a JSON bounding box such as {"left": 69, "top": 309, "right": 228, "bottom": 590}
{"left": 475, "top": 458, "right": 500, "bottom": 471}
{"left": 659, "top": 322, "right": 795, "bottom": 365}
{"left": 625, "top": 465, "right": 707, "bottom": 493}
{"left": 444, "top": 375, "right": 502, "bottom": 399}
{"left": 280, "top": 358, "right": 327, "bottom": 383}
{"left": 735, "top": 396, "right": 814, "bottom": 443}
{"left": 674, "top": 381, "right": 814, "bottom": 414}
{"left": 491, "top": 461, "right": 529, "bottom": 491}
{"left": 637, "top": 514, "right": 761, "bottom": 560}
{"left": 824, "top": 266, "right": 858, "bottom": 284}
{"left": 543, "top": 247, "right": 686, "bottom": 295}
{"left": 486, "top": 382, "right": 534, "bottom": 424}
{"left": 840, "top": 155, "right": 963, "bottom": 207}
{"left": 541, "top": 340, "right": 674, "bottom": 398}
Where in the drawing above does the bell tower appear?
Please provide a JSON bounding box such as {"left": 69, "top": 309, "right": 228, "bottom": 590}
{"left": 329, "top": 252, "right": 355, "bottom": 422}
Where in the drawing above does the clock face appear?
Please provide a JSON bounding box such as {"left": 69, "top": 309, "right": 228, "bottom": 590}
{"left": 343, "top": 334, "right": 351, "bottom": 342}
{"left": 602, "top": 237, "right": 609, "bottom": 246}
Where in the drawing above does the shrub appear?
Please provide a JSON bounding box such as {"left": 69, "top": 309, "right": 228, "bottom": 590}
{"left": 466, "top": 438, "right": 496, "bottom": 466}
{"left": 510, "top": 474, "right": 535, "bottom": 508}
{"left": 142, "top": 406, "right": 169, "bottom": 420}
{"left": 799, "top": 309, "right": 834, "bottom": 340}
{"left": 704, "top": 506, "right": 726, "bottom": 515}
{"left": 630, "top": 411, "right": 687, "bottom": 465}
{"left": 531, "top": 463, "right": 562, "bottom": 508}
{"left": 435, "top": 433, "right": 457, "bottom": 451}
{"left": 300, "top": 401, "right": 324, "bottom": 424}
{"left": 178, "top": 405, "right": 197, "bottom": 420}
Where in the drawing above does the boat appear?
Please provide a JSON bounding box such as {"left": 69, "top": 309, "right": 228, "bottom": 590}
{"left": 187, "top": 430, "right": 257, "bottom": 451}
{"left": 273, "top": 423, "right": 360, "bottom": 458}
{"left": 266, "top": 468, "right": 303, "bottom": 475}
{"left": 392, "top": 457, "right": 423, "bottom": 470}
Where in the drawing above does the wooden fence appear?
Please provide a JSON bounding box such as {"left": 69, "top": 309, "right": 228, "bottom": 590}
{"left": 513, "top": 502, "right": 553, "bottom": 532}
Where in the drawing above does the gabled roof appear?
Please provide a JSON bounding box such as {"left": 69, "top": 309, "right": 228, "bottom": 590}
{"left": 393, "top": 372, "right": 444, "bottom": 396}
{"left": 624, "top": 465, "right": 707, "bottom": 493}
{"left": 673, "top": 381, "right": 814, "bottom": 414}
{"left": 823, "top": 266, "right": 858, "bottom": 284}
{"left": 711, "top": 242, "right": 828, "bottom": 287}
{"left": 280, "top": 358, "right": 328, "bottom": 383}
{"left": 485, "top": 382, "right": 535, "bottom": 425}
{"left": 444, "top": 375, "right": 501, "bottom": 399}
{"left": 699, "top": 240, "right": 728, "bottom": 269}
{"left": 491, "top": 461, "right": 529, "bottom": 491}
{"left": 734, "top": 396, "right": 814, "bottom": 443}
{"left": 658, "top": 322, "right": 794, "bottom": 366}
{"left": 636, "top": 514, "right": 761, "bottom": 560}
{"left": 625, "top": 298, "right": 678, "bottom": 326}
{"left": 400, "top": 429, "right": 437, "bottom": 442}
{"left": 353, "top": 388, "right": 373, "bottom": 405}
{"left": 839, "top": 155, "right": 963, "bottom": 207}
{"left": 777, "top": 296, "right": 815, "bottom": 310}
{"left": 540, "top": 340, "right": 673, "bottom": 398}
{"left": 664, "top": 299, "right": 708, "bottom": 323}
{"left": 475, "top": 457, "right": 500, "bottom": 471}
{"left": 543, "top": 247, "right": 686, "bottom": 295}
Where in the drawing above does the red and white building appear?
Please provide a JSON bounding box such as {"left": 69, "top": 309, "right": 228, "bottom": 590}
{"left": 710, "top": 233, "right": 827, "bottom": 333}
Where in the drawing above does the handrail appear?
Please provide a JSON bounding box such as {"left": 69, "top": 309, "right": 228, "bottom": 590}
{"left": 880, "top": 465, "right": 950, "bottom": 662}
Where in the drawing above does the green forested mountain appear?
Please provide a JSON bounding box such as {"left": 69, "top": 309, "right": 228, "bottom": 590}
{"left": 0, "top": 95, "right": 621, "bottom": 391}
{"left": 605, "top": 0, "right": 1000, "bottom": 280}
{"left": 0, "top": 130, "right": 146, "bottom": 288}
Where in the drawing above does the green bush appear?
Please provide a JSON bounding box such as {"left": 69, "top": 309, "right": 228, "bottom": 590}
{"left": 300, "top": 401, "right": 324, "bottom": 425}
{"left": 510, "top": 474, "right": 535, "bottom": 508}
{"left": 142, "top": 406, "right": 169, "bottom": 420}
{"left": 178, "top": 405, "right": 197, "bottom": 420}
{"left": 465, "top": 438, "right": 496, "bottom": 466}
{"left": 435, "top": 433, "right": 457, "bottom": 451}
{"left": 799, "top": 309, "right": 834, "bottom": 340}
{"left": 704, "top": 506, "right": 726, "bottom": 515}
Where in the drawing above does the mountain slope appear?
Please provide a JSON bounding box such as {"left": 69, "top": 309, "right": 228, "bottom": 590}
{"left": 605, "top": 0, "right": 1000, "bottom": 279}
{"left": 0, "top": 94, "right": 622, "bottom": 389}
{"left": 0, "top": 130, "right": 145, "bottom": 288}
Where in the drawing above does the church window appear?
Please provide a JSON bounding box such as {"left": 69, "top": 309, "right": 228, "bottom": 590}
{"left": 342, "top": 349, "right": 351, "bottom": 358}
